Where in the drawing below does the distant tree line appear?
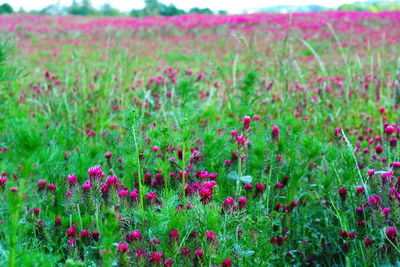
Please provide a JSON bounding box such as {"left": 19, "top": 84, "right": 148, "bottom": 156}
{"left": 257, "top": 1, "right": 400, "bottom": 13}
{"left": 338, "top": 1, "right": 400, "bottom": 12}
{"left": 1, "top": 0, "right": 400, "bottom": 16}
{"left": 0, "top": 0, "right": 227, "bottom": 17}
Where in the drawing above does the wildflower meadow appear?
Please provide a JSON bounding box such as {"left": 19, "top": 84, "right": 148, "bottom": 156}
{"left": 1, "top": 11, "right": 400, "bottom": 266}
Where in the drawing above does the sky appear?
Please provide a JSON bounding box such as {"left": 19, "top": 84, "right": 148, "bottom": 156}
{"left": 11, "top": 0, "right": 366, "bottom": 13}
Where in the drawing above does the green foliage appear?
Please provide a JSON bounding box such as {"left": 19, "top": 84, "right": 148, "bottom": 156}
{"left": 99, "top": 4, "right": 122, "bottom": 17}
{"left": 0, "top": 3, "right": 13, "bottom": 14}
{"left": 1, "top": 11, "right": 400, "bottom": 267}
{"left": 338, "top": 1, "right": 400, "bottom": 11}
{"left": 66, "top": 0, "right": 98, "bottom": 16}
{"left": 129, "top": 0, "right": 223, "bottom": 17}
{"left": 0, "top": 40, "right": 20, "bottom": 85}
{"left": 189, "top": 7, "right": 214, "bottom": 14}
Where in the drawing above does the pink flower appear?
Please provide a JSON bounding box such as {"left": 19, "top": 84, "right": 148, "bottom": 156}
{"left": 181, "top": 248, "right": 191, "bottom": 257}
{"left": 118, "top": 242, "right": 129, "bottom": 253}
{"left": 38, "top": 179, "right": 47, "bottom": 190}
{"left": 382, "top": 207, "right": 390, "bottom": 217}
{"left": 386, "top": 227, "right": 397, "bottom": 242}
{"left": 149, "top": 252, "right": 163, "bottom": 263}
{"left": 238, "top": 197, "right": 247, "bottom": 209}
{"left": 339, "top": 230, "right": 348, "bottom": 239}
{"left": 67, "top": 226, "right": 76, "bottom": 237}
{"left": 356, "top": 186, "right": 365, "bottom": 194}
{"left": 222, "top": 258, "right": 233, "bottom": 267}
{"left": 130, "top": 189, "right": 139, "bottom": 200}
{"left": 105, "top": 175, "right": 118, "bottom": 186}
{"left": 272, "top": 125, "right": 280, "bottom": 141}
{"left": 255, "top": 183, "right": 265, "bottom": 195}
{"left": 206, "top": 230, "right": 217, "bottom": 241}
{"left": 87, "top": 129, "right": 95, "bottom": 136}
{"left": 368, "top": 194, "right": 381, "bottom": 206}
{"left": 54, "top": 216, "right": 62, "bottom": 225}
{"left": 391, "top": 162, "right": 400, "bottom": 168}
{"left": 385, "top": 125, "right": 396, "bottom": 135}
{"left": 88, "top": 166, "right": 105, "bottom": 180}
{"left": 146, "top": 192, "right": 157, "bottom": 200}
{"left": 195, "top": 249, "right": 203, "bottom": 258}
{"left": 152, "top": 146, "right": 159, "bottom": 152}
{"left": 33, "top": 208, "right": 42, "bottom": 216}
{"left": 0, "top": 176, "right": 7, "bottom": 188}
{"left": 10, "top": 187, "right": 18, "bottom": 193}
{"left": 375, "top": 145, "right": 383, "bottom": 155}
{"left": 119, "top": 189, "right": 129, "bottom": 197}
{"left": 126, "top": 230, "right": 142, "bottom": 243}
{"left": 82, "top": 181, "right": 92, "bottom": 191}
{"left": 80, "top": 229, "right": 89, "bottom": 238}
{"left": 169, "top": 229, "right": 179, "bottom": 242}
{"left": 48, "top": 184, "right": 56, "bottom": 191}
{"left": 223, "top": 197, "right": 235, "bottom": 209}
{"left": 243, "top": 116, "right": 251, "bottom": 130}
{"left": 91, "top": 231, "right": 100, "bottom": 242}
{"left": 67, "top": 174, "right": 78, "bottom": 186}
{"left": 338, "top": 187, "right": 348, "bottom": 201}
{"left": 68, "top": 237, "right": 76, "bottom": 246}
{"left": 199, "top": 187, "right": 212, "bottom": 203}
{"left": 164, "top": 258, "right": 173, "bottom": 266}
{"left": 245, "top": 183, "right": 252, "bottom": 192}
{"left": 348, "top": 232, "right": 356, "bottom": 240}
{"left": 364, "top": 237, "right": 373, "bottom": 247}
{"left": 225, "top": 159, "right": 232, "bottom": 167}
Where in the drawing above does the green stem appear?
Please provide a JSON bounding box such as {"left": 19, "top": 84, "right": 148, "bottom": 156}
{"left": 163, "top": 149, "right": 169, "bottom": 192}
{"left": 236, "top": 152, "right": 242, "bottom": 195}
{"left": 9, "top": 209, "right": 17, "bottom": 267}
{"left": 132, "top": 125, "right": 143, "bottom": 210}
{"left": 9, "top": 181, "right": 24, "bottom": 267}
{"left": 77, "top": 204, "right": 83, "bottom": 230}
{"left": 9, "top": 205, "right": 19, "bottom": 267}
{"left": 346, "top": 256, "right": 352, "bottom": 267}
{"left": 181, "top": 145, "right": 186, "bottom": 201}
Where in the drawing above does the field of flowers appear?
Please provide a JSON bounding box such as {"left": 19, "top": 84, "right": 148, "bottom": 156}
{"left": 0, "top": 11, "right": 400, "bottom": 266}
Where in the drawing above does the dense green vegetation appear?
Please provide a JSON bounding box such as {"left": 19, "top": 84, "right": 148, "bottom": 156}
{"left": 0, "top": 10, "right": 400, "bottom": 267}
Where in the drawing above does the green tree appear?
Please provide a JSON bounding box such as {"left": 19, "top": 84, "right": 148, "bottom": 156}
{"left": 189, "top": 7, "right": 213, "bottom": 14}
{"left": 100, "top": 3, "right": 122, "bottom": 17}
{"left": 129, "top": 9, "right": 143, "bottom": 17}
{"left": 67, "top": 0, "right": 98, "bottom": 16}
{"left": 143, "top": 0, "right": 163, "bottom": 16}
{"left": 0, "top": 3, "right": 13, "bottom": 14}
{"left": 160, "top": 4, "right": 185, "bottom": 16}
{"left": 38, "top": 4, "right": 61, "bottom": 15}
{"left": 337, "top": 1, "right": 400, "bottom": 12}
{"left": 129, "top": 0, "right": 219, "bottom": 18}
